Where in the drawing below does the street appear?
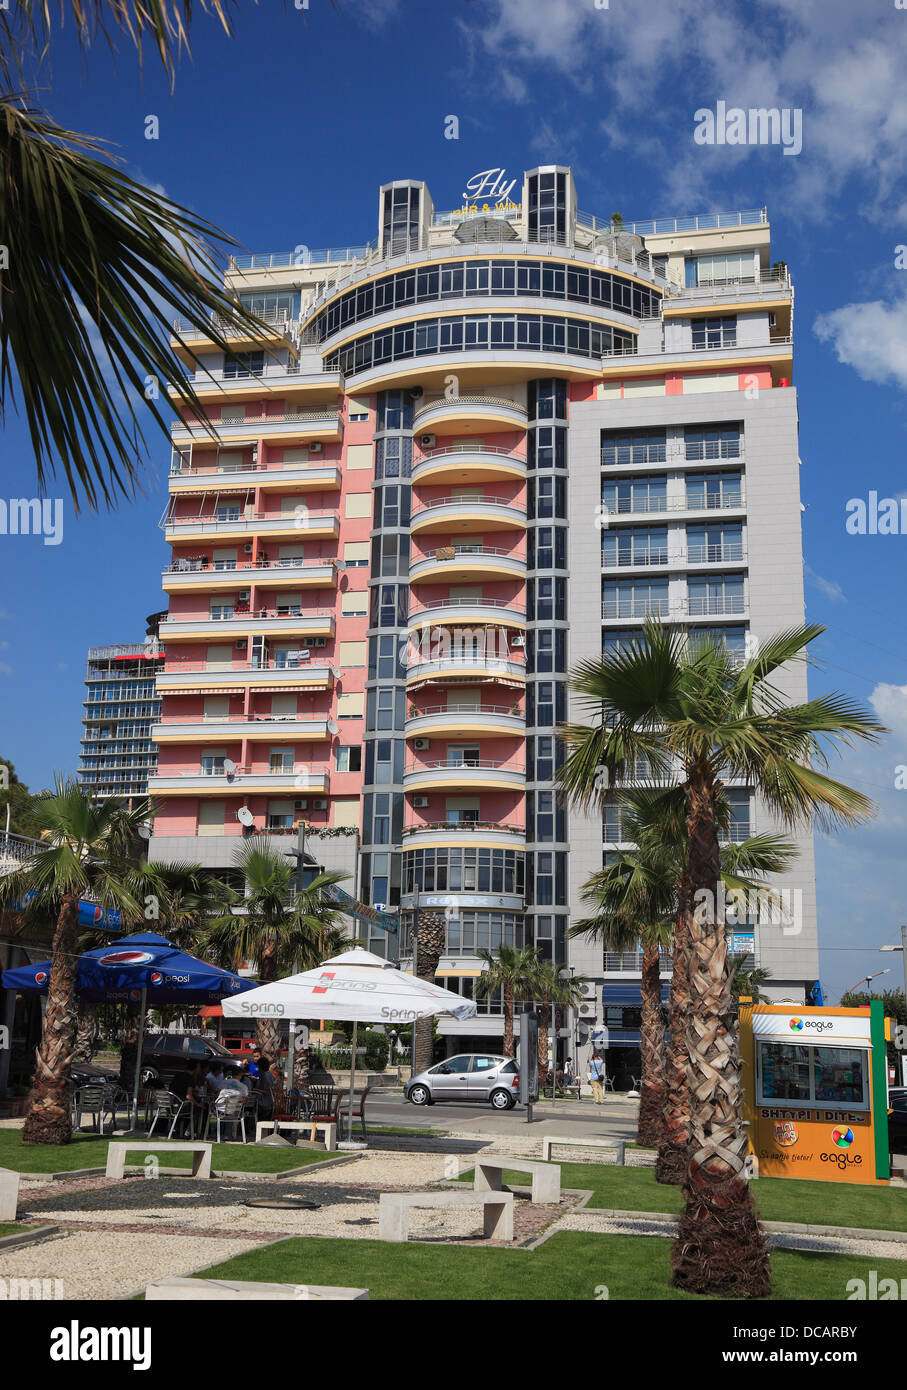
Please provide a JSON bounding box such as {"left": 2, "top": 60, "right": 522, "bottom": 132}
{"left": 366, "top": 1090, "right": 641, "bottom": 1141}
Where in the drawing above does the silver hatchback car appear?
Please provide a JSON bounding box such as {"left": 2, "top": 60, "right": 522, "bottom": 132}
{"left": 406, "top": 1053, "right": 520, "bottom": 1109}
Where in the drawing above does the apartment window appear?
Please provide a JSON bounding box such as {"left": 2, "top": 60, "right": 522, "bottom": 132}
{"left": 528, "top": 576, "right": 566, "bottom": 622}
{"left": 527, "top": 169, "right": 568, "bottom": 246}
{"left": 725, "top": 789, "right": 751, "bottom": 842}
{"left": 601, "top": 430, "right": 667, "bottom": 468}
{"left": 603, "top": 579, "right": 669, "bottom": 620}
{"left": 375, "top": 435, "right": 412, "bottom": 480}
{"left": 602, "top": 476, "right": 667, "bottom": 517}
{"left": 528, "top": 681, "right": 565, "bottom": 729}
{"left": 239, "top": 291, "right": 298, "bottom": 322}
{"left": 341, "top": 591, "right": 368, "bottom": 617}
{"left": 685, "top": 426, "right": 741, "bottom": 461}
{"left": 687, "top": 524, "right": 743, "bottom": 564}
{"left": 689, "top": 626, "right": 747, "bottom": 659}
{"left": 269, "top": 748, "right": 294, "bottom": 773}
{"left": 691, "top": 316, "right": 737, "bottom": 350}
{"left": 215, "top": 504, "right": 241, "bottom": 521}
{"left": 528, "top": 628, "right": 566, "bottom": 674}
{"left": 529, "top": 525, "right": 566, "bottom": 571}
{"left": 528, "top": 475, "right": 566, "bottom": 520}
{"left": 223, "top": 351, "right": 264, "bottom": 379}
{"left": 602, "top": 527, "right": 667, "bottom": 568}
{"left": 686, "top": 472, "right": 743, "bottom": 510}
{"left": 335, "top": 746, "right": 362, "bottom": 773}
{"left": 686, "top": 253, "right": 757, "bottom": 288}
{"left": 688, "top": 575, "right": 745, "bottom": 617}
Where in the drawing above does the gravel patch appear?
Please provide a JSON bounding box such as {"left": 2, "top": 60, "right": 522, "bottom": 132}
{"left": 0, "top": 1230, "right": 260, "bottom": 1300}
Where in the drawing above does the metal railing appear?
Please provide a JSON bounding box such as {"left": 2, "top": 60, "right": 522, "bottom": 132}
{"left": 154, "top": 764, "right": 327, "bottom": 779}
{"left": 602, "top": 596, "right": 746, "bottom": 620}
{"left": 164, "top": 510, "right": 336, "bottom": 530}
{"left": 412, "top": 494, "right": 523, "bottom": 514}
{"left": 577, "top": 208, "right": 767, "bottom": 236}
{"left": 173, "top": 408, "right": 340, "bottom": 433}
{"left": 406, "top": 759, "right": 525, "bottom": 773}
{"left": 407, "top": 702, "right": 522, "bottom": 718}
{"left": 170, "top": 458, "right": 339, "bottom": 479}
{"left": 160, "top": 608, "right": 333, "bottom": 624}
{"left": 403, "top": 820, "right": 526, "bottom": 836}
{"left": 414, "top": 394, "right": 527, "bottom": 423}
{"left": 161, "top": 658, "right": 331, "bottom": 674}
{"left": 601, "top": 552, "right": 669, "bottom": 569}
{"left": 686, "top": 543, "right": 745, "bottom": 564}
{"left": 600, "top": 492, "right": 744, "bottom": 516}
{"left": 163, "top": 558, "right": 334, "bottom": 576}
{"left": 154, "top": 714, "right": 327, "bottom": 726}
{"left": 410, "top": 598, "right": 526, "bottom": 615}
{"left": 417, "top": 443, "right": 526, "bottom": 463}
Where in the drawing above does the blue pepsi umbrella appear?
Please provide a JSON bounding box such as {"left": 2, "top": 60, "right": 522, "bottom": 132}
{"left": 3, "top": 932, "right": 255, "bottom": 1128}
{"left": 2, "top": 931, "right": 254, "bottom": 1006}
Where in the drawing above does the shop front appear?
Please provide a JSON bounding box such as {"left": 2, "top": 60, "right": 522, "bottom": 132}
{"left": 740, "top": 1001, "right": 891, "bottom": 1185}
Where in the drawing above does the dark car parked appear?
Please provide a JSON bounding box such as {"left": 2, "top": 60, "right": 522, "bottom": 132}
{"left": 141, "top": 1033, "right": 248, "bottom": 1086}
{"left": 888, "top": 1089, "right": 907, "bottom": 1155}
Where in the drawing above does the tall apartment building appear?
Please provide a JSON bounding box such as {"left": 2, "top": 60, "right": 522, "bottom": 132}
{"left": 148, "top": 167, "right": 819, "bottom": 1080}
{"left": 79, "top": 618, "right": 165, "bottom": 807}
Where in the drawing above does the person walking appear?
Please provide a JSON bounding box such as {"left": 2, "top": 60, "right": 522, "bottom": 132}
{"left": 588, "top": 1050, "right": 606, "bottom": 1105}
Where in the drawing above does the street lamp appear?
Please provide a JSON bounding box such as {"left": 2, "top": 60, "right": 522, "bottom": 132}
{"left": 881, "top": 925, "right": 907, "bottom": 1000}
{"left": 843, "top": 968, "right": 889, "bottom": 998}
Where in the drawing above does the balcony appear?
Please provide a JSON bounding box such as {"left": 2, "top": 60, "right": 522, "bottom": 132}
{"left": 162, "top": 559, "right": 337, "bottom": 593}
{"left": 410, "top": 545, "right": 526, "bottom": 585}
{"left": 170, "top": 307, "right": 295, "bottom": 360}
{"left": 410, "top": 494, "right": 526, "bottom": 536}
{"left": 164, "top": 510, "right": 340, "bottom": 543}
{"left": 600, "top": 490, "right": 745, "bottom": 520}
{"left": 601, "top": 550, "right": 670, "bottom": 573}
{"left": 412, "top": 444, "right": 527, "bottom": 486}
{"left": 413, "top": 395, "right": 527, "bottom": 435}
{"left": 158, "top": 609, "right": 335, "bottom": 642}
{"left": 403, "top": 759, "right": 526, "bottom": 793}
{"left": 168, "top": 459, "right": 342, "bottom": 494}
{"left": 156, "top": 660, "right": 333, "bottom": 692}
{"left": 152, "top": 715, "right": 331, "bottom": 743}
{"left": 684, "top": 542, "right": 746, "bottom": 568}
{"left": 170, "top": 408, "right": 343, "bottom": 449}
{"left": 404, "top": 653, "right": 526, "bottom": 686}
{"left": 602, "top": 596, "right": 746, "bottom": 621}
{"left": 408, "top": 598, "right": 526, "bottom": 631}
{"left": 148, "top": 765, "right": 330, "bottom": 796}
{"left": 170, "top": 359, "right": 343, "bottom": 400}
{"left": 406, "top": 702, "right": 523, "bottom": 740}
{"left": 402, "top": 820, "right": 526, "bottom": 850}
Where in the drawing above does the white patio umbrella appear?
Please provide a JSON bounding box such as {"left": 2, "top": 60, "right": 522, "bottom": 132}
{"left": 221, "top": 948, "right": 477, "bottom": 1144}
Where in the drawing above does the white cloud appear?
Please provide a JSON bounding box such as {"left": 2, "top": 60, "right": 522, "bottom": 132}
{"left": 804, "top": 564, "right": 845, "bottom": 603}
{"left": 813, "top": 289, "right": 907, "bottom": 392}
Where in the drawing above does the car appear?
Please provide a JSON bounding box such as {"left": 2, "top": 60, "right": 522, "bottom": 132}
{"left": 140, "top": 1033, "right": 249, "bottom": 1087}
{"left": 405, "top": 1053, "right": 520, "bottom": 1110}
{"left": 223, "top": 1034, "right": 288, "bottom": 1060}
{"left": 888, "top": 1090, "right": 907, "bottom": 1155}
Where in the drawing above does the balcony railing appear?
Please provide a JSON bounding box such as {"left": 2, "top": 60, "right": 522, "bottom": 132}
{"left": 154, "top": 714, "right": 327, "bottom": 726}
{"left": 410, "top": 599, "right": 526, "bottom": 616}
{"left": 408, "top": 702, "right": 522, "bottom": 718}
{"left": 406, "top": 759, "right": 525, "bottom": 774}
{"left": 576, "top": 208, "right": 767, "bottom": 237}
{"left": 403, "top": 820, "right": 525, "bottom": 836}
{"left": 685, "top": 543, "right": 745, "bottom": 564}
{"left": 161, "top": 608, "right": 333, "bottom": 624}
{"left": 173, "top": 409, "right": 340, "bottom": 435}
{"left": 170, "top": 458, "right": 339, "bottom": 479}
{"left": 600, "top": 492, "right": 744, "bottom": 516}
{"left": 412, "top": 494, "right": 522, "bottom": 514}
{"left": 165, "top": 510, "right": 336, "bottom": 531}
{"left": 602, "top": 596, "right": 745, "bottom": 620}
{"left": 417, "top": 444, "right": 527, "bottom": 464}
{"left": 161, "top": 658, "right": 331, "bottom": 674}
{"left": 601, "top": 551, "right": 669, "bottom": 568}
{"left": 602, "top": 597, "right": 670, "bottom": 620}
{"left": 163, "top": 558, "right": 335, "bottom": 577}
{"left": 413, "top": 395, "right": 527, "bottom": 425}
{"left": 686, "top": 595, "right": 746, "bottom": 616}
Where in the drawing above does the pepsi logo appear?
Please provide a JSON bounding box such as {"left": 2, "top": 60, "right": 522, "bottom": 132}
{"left": 97, "top": 950, "right": 154, "bottom": 967}
{"left": 35, "top": 971, "right": 47, "bottom": 985}
{"left": 151, "top": 972, "right": 163, "bottom": 985}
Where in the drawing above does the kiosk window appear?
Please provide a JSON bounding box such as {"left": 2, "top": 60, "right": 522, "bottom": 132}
{"left": 813, "top": 1047, "right": 866, "bottom": 1105}
{"left": 759, "top": 1043, "right": 810, "bottom": 1101}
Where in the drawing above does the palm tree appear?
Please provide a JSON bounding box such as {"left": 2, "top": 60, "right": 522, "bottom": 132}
{"left": 559, "top": 622, "right": 883, "bottom": 1297}
{"left": 0, "top": 779, "right": 144, "bottom": 1144}
{"left": 204, "top": 839, "right": 346, "bottom": 1061}
{"left": 731, "top": 957, "right": 773, "bottom": 1004}
{"left": 0, "top": 2, "right": 285, "bottom": 512}
{"left": 412, "top": 909, "right": 447, "bottom": 1073}
{"left": 532, "top": 962, "right": 593, "bottom": 1094}
{"left": 475, "top": 945, "right": 539, "bottom": 1058}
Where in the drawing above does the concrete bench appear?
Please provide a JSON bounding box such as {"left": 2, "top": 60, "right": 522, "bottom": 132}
{"left": 105, "top": 1141, "right": 212, "bottom": 1180}
{"left": 378, "top": 1189, "right": 514, "bottom": 1243}
{"left": 473, "top": 1154, "right": 561, "bottom": 1204}
{"left": 0, "top": 1166, "right": 19, "bottom": 1222}
{"left": 255, "top": 1119, "right": 337, "bottom": 1150}
{"left": 146, "top": 1277, "right": 368, "bottom": 1301}
{"left": 541, "top": 1136, "right": 625, "bottom": 1165}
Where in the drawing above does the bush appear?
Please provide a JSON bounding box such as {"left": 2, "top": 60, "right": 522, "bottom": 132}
{"left": 361, "top": 1030, "right": 389, "bottom": 1071}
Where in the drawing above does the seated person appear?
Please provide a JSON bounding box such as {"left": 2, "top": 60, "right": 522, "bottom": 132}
{"left": 220, "top": 1070, "right": 249, "bottom": 1098}
{"left": 205, "top": 1062, "right": 227, "bottom": 1094}
{"left": 170, "top": 1062, "right": 208, "bottom": 1132}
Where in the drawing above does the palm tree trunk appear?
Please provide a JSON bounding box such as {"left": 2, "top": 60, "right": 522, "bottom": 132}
{"left": 413, "top": 911, "right": 445, "bottom": 1073}
{"left": 254, "top": 943, "right": 281, "bottom": 1061}
{"left": 671, "top": 769, "right": 770, "bottom": 1299}
{"left": 656, "top": 874, "right": 693, "bottom": 1184}
{"left": 502, "top": 984, "right": 514, "bottom": 1058}
{"left": 73, "top": 1002, "right": 97, "bottom": 1064}
{"left": 537, "top": 1002, "right": 551, "bottom": 1091}
{"left": 636, "top": 940, "right": 665, "bottom": 1148}
{"left": 21, "top": 894, "right": 80, "bottom": 1144}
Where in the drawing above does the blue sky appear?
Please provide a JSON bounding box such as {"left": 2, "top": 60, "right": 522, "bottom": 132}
{"left": 2, "top": 0, "right": 906, "bottom": 1001}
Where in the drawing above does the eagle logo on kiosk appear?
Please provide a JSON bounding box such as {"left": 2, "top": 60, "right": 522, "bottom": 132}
{"left": 832, "top": 1127, "right": 855, "bottom": 1149}
{"left": 789, "top": 1017, "right": 804, "bottom": 1031}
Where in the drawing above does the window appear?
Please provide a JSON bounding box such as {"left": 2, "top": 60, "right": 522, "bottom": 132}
{"left": 603, "top": 579, "right": 669, "bottom": 620}
{"left": 685, "top": 472, "right": 742, "bottom": 510}
{"left": 724, "top": 789, "right": 751, "bottom": 842}
{"left": 602, "top": 476, "right": 666, "bottom": 517}
{"left": 602, "top": 527, "right": 667, "bottom": 568}
{"left": 687, "top": 524, "right": 743, "bottom": 564}
{"left": 601, "top": 430, "right": 667, "bottom": 467}
{"left": 223, "top": 351, "right": 264, "bottom": 379}
{"left": 685, "top": 425, "right": 741, "bottom": 461}
{"left": 757, "top": 1043, "right": 869, "bottom": 1110}
{"left": 691, "top": 316, "right": 737, "bottom": 350}
{"left": 335, "top": 746, "right": 362, "bottom": 773}
{"left": 687, "top": 253, "right": 757, "bottom": 288}
{"left": 688, "top": 574, "right": 745, "bottom": 616}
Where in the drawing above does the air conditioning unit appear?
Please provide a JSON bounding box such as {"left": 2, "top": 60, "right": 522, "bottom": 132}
{"left": 413, "top": 796, "right": 430, "bottom": 808}
{"left": 308, "top": 440, "right": 323, "bottom": 453}
{"left": 413, "top": 738, "right": 430, "bottom": 750}
{"left": 309, "top": 637, "right": 327, "bottom": 648}
{"left": 578, "top": 980, "right": 597, "bottom": 1000}
{"left": 419, "top": 434, "right": 436, "bottom": 449}
{"left": 294, "top": 799, "right": 308, "bottom": 811}
{"left": 234, "top": 640, "right": 246, "bottom": 649}
{"left": 578, "top": 1002, "right": 597, "bottom": 1019}
{"left": 511, "top": 634, "right": 526, "bottom": 648}
{"left": 243, "top": 543, "right": 254, "bottom": 553}
{"left": 311, "top": 799, "right": 328, "bottom": 810}
{"left": 238, "top": 590, "right": 250, "bottom": 601}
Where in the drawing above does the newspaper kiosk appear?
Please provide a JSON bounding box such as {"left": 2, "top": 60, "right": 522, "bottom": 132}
{"left": 740, "top": 1000, "right": 891, "bottom": 1185}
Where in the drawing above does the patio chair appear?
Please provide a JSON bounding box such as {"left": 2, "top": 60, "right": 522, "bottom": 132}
{"left": 146, "top": 1089, "right": 184, "bottom": 1138}
{"left": 205, "top": 1090, "right": 247, "bottom": 1143}
{"left": 335, "top": 1085, "right": 373, "bottom": 1140}
{"left": 72, "top": 1082, "right": 108, "bottom": 1133}
{"left": 306, "top": 1085, "right": 337, "bottom": 1142}
{"left": 602, "top": 1073, "right": 616, "bottom": 1094}
{"left": 102, "top": 1082, "right": 131, "bottom": 1130}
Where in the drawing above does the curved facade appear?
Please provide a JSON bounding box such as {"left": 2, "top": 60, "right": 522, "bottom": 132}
{"left": 149, "top": 165, "right": 817, "bottom": 1068}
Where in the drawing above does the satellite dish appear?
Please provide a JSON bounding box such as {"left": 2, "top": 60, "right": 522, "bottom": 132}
{"left": 330, "top": 667, "right": 342, "bottom": 681}
{"left": 137, "top": 823, "right": 151, "bottom": 840}
{"left": 224, "top": 758, "right": 237, "bottom": 776}
{"left": 236, "top": 808, "right": 254, "bottom": 827}
{"left": 327, "top": 719, "right": 339, "bottom": 736}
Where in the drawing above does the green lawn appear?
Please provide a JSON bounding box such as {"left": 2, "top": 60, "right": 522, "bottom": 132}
{"left": 192, "top": 1231, "right": 907, "bottom": 1301}
{"left": 0, "top": 1131, "right": 339, "bottom": 1175}
{"left": 456, "top": 1162, "right": 907, "bottom": 1233}
{"left": 0, "top": 1222, "right": 38, "bottom": 1239}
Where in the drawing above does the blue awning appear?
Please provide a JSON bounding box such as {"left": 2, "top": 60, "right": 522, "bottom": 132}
{"left": 601, "top": 982, "right": 670, "bottom": 1005}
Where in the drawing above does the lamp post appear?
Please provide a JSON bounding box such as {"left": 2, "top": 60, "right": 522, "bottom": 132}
{"left": 409, "top": 884, "right": 420, "bottom": 1075}
{"left": 880, "top": 925, "right": 907, "bottom": 1002}
{"left": 843, "top": 968, "right": 890, "bottom": 998}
